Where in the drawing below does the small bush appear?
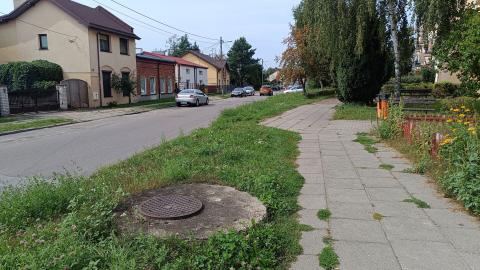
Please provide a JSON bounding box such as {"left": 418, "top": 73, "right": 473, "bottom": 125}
{"left": 377, "top": 104, "right": 404, "bottom": 140}
{"left": 421, "top": 67, "right": 436, "bottom": 83}
{"left": 432, "top": 82, "right": 460, "bottom": 98}
{"left": 401, "top": 75, "right": 423, "bottom": 84}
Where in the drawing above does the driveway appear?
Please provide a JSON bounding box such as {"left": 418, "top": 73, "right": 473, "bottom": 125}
{"left": 0, "top": 95, "right": 265, "bottom": 188}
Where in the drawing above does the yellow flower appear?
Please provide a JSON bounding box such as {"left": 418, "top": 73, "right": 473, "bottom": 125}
{"left": 468, "top": 127, "right": 476, "bottom": 133}
{"left": 457, "top": 120, "right": 463, "bottom": 123}
{"left": 465, "top": 109, "right": 471, "bottom": 113}
{"left": 461, "top": 106, "right": 466, "bottom": 109}
{"left": 459, "top": 114, "right": 466, "bottom": 118}
{"left": 453, "top": 108, "right": 460, "bottom": 112}
{"left": 447, "top": 119, "right": 453, "bottom": 123}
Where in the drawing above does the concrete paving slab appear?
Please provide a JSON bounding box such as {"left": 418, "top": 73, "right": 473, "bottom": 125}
{"left": 302, "top": 174, "right": 324, "bottom": 184}
{"left": 391, "top": 240, "right": 471, "bottom": 270}
{"left": 459, "top": 252, "right": 480, "bottom": 270}
{"left": 324, "top": 169, "right": 358, "bottom": 179}
{"left": 298, "top": 209, "right": 329, "bottom": 229}
{"left": 330, "top": 218, "right": 388, "bottom": 243}
{"left": 329, "top": 202, "right": 374, "bottom": 221}
{"left": 300, "top": 230, "right": 327, "bottom": 255}
{"left": 441, "top": 227, "right": 480, "bottom": 253}
{"left": 357, "top": 168, "right": 393, "bottom": 178}
{"left": 299, "top": 195, "right": 327, "bottom": 210}
{"left": 425, "top": 209, "right": 480, "bottom": 229}
{"left": 327, "top": 188, "right": 370, "bottom": 204}
{"left": 325, "top": 178, "right": 364, "bottom": 190}
{"left": 366, "top": 187, "right": 410, "bottom": 202}
{"left": 300, "top": 184, "right": 325, "bottom": 195}
{"left": 361, "top": 177, "right": 402, "bottom": 188}
{"left": 334, "top": 241, "right": 401, "bottom": 270}
{"left": 382, "top": 217, "right": 447, "bottom": 242}
{"left": 372, "top": 201, "right": 426, "bottom": 219}
{"left": 290, "top": 255, "right": 324, "bottom": 270}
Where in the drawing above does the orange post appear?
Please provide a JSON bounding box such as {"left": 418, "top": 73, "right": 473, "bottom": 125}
{"left": 381, "top": 100, "right": 389, "bottom": 120}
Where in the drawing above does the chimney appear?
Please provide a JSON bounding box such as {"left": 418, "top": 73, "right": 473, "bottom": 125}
{"left": 14, "top": 0, "right": 28, "bottom": 9}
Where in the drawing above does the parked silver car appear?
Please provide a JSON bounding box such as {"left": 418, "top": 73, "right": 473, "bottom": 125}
{"left": 176, "top": 89, "right": 209, "bottom": 107}
{"left": 231, "top": 87, "right": 247, "bottom": 97}
{"left": 244, "top": 86, "right": 255, "bottom": 96}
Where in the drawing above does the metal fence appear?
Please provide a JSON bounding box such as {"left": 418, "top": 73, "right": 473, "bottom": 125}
{"left": 8, "top": 88, "right": 60, "bottom": 114}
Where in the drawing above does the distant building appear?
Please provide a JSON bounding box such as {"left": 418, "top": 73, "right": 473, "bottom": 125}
{"left": 143, "top": 52, "right": 208, "bottom": 91}
{"left": 182, "top": 50, "right": 230, "bottom": 93}
{"left": 0, "top": 0, "right": 140, "bottom": 107}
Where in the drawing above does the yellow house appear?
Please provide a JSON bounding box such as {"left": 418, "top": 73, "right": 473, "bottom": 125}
{"left": 0, "top": 0, "right": 140, "bottom": 107}
{"left": 182, "top": 50, "right": 230, "bottom": 93}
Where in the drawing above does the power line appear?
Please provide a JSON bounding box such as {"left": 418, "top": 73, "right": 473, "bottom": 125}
{"left": 108, "top": 0, "right": 218, "bottom": 41}
{"left": 0, "top": 11, "right": 78, "bottom": 40}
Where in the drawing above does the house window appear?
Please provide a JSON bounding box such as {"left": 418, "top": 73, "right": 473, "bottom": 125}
{"left": 99, "top": 34, "right": 110, "bottom": 52}
{"left": 199, "top": 70, "right": 203, "bottom": 76}
{"left": 168, "top": 78, "right": 173, "bottom": 93}
{"left": 119, "top": 38, "right": 129, "bottom": 55}
{"left": 160, "top": 78, "right": 166, "bottom": 93}
{"left": 121, "top": 72, "right": 130, "bottom": 96}
{"left": 149, "top": 77, "right": 156, "bottom": 95}
{"left": 102, "top": 71, "right": 112, "bottom": 98}
{"left": 140, "top": 76, "right": 147, "bottom": 95}
{"left": 186, "top": 79, "right": 190, "bottom": 89}
{"left": 39, "top": 34, "right": 48, "bottom": 50}
{"left": 186, "top": 68, "right": 190, "bottom": 74}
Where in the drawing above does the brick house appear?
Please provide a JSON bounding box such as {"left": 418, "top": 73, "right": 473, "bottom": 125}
{"left": 136, "top": 52, "right": 176, "bottom": 100}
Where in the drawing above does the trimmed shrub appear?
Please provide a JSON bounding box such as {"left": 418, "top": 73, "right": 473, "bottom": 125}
{"left": 0, "top": 60, "right": 63, "bottom": 92}
{"left": 31, "top": 60, "right": 63, "bottom": 82}
{"left": 401, "top": 75, "right": 423, "bottom": 84}
{"left": 402, "top": 82, "right": 434, "bottom": 90}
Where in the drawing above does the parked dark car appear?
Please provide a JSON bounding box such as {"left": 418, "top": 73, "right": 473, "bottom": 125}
{"left": 231, "top": 87, "right": 247, "bottom": 97}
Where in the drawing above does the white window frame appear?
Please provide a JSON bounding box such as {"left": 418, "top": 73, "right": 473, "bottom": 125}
{"left": 149, "top": 77, "right": 156, "bottom": 95}
{"left": 140, "top": 76, "right": 147, "bottom": 95}
{"left": 160, "top": 78, "right": 166, "bottom": 94}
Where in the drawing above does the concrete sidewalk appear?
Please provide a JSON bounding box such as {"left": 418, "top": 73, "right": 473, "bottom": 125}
{"left": 263, "top": 99, "right": 480, "bottom": 270}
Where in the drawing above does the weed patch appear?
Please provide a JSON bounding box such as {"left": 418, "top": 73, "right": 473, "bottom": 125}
{"left": 379, "top": 164, "right": 394, "bottom": 171}
{"left": 355, "top": 133, "right": 378, "bottom": 153}
{"left": 318, "top": 245, "right": 340, "bottom": 270}
{"left": 404, "top": 197, "right": 431, "bottom": 209}
{"left": 334, "top": 103, "right": 376, "bottom": 120}
{"left": 373, "top": 212, "right": 384, "bottom": 221}
{"left": 317, "top": 209, "right": 332, "bottom": 221}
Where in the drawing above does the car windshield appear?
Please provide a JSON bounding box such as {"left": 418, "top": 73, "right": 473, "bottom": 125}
{"left": 234, "top": 88, "right": 244, "bottom": 91}
{"left": 179, "top": 90, "right": 194, "bottom": 94}
{"left": 245, "top": 87, "right": 253, "bottom": 90}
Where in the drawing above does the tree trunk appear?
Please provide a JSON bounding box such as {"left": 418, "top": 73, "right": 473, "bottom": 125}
{"left": 387, "top": 0, "right": 401, "bottom": 97}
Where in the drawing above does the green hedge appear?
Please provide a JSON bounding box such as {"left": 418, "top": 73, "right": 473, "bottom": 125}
{"left": 0, "top": 60, "right": 63, "bottom": 92}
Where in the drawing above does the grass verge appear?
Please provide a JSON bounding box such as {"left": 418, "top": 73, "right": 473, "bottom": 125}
{"left": 333, "top": 103, "right": 376, "bottom": 120}
{"left": 0, "top": 117, "right": 72, "bottom": 134}
{"left": 0, "top": 93, "right": 331, "bottom": 269}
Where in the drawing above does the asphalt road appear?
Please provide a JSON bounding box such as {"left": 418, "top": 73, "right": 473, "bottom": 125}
{"left": 0, "top": 95, "right": 266, "bottom": 187}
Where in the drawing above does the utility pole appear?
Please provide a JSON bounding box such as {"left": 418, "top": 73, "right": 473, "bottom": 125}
{"left": 261, "top": 59, "right": 264, "bottom": 86}
{"left": 220, "top": 36, "right": 224, "bottom": 95}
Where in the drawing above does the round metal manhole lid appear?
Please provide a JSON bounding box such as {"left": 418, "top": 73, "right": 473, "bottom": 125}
{"left": 138, "top": 195, "right": 203, "bottom": 219}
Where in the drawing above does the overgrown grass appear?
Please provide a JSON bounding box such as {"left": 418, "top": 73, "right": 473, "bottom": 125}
{"left": 333, "top": 103, "right": 376, "bottom": 120}
{"left": 404, "top": 197, "right": 431, "bottom": 209}
{"left": 317, "top": 209, "right": 332, "bottom": 221}
{"left": 0, "top": 93, "right": 329, "bottom": 269}
{"left": 0, "top": 117, "right": 72, "bottom": 134}
{"left": 102, "top": 98, "right": 176, "bottom": 110}
{"left": 354, "top": 132, "right": 379, "bottom": 153}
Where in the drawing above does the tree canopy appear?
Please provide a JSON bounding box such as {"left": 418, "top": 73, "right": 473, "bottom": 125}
{"left": 167, "top": 35, "right": 200, "bottom": 57}
{"left": 227, "top": 37, "right": 262, "bottom": 87}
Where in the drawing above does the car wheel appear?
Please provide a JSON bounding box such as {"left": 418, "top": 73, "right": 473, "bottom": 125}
{"left": 196, "top": 99, "right": 200, "bottom": 107}
{"left": 176, "top": 102, "right": 181, "bottom": 107}
{"left": 205, "top": 98, "right": 209, "bottom": 105}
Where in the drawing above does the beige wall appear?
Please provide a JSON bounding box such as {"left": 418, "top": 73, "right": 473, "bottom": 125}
{"left": 0, "top": 0, "right": 137, "bottom": 107}
{"left": 88, "top": 29, "right": 137, "bottom": 107}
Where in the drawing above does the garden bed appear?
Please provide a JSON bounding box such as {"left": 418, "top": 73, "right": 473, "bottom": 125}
{"left": 0, "top": 93, "right": 330, "bottom": 269}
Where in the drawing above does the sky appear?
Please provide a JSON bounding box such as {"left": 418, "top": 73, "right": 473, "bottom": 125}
{"left": 0, "top": 0, "right": 301, "bottom": 68}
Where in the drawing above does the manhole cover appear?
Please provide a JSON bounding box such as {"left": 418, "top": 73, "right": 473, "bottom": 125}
{"left": 138, "top": 195, "right": 203, "bottom": 219}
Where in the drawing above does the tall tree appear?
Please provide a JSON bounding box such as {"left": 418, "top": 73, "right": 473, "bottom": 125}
{"left": 279, "top": 26, "right": 307, "bottom": 92}
{"left": 168, "top": 35, "right": 199, "bottom": 57}
{"left": 227, "top": 37, "right": 262, "bottom": 87}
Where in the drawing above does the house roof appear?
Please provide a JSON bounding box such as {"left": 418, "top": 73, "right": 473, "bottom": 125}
{"left": 0, "top": 0, "right": 140, "bottom": 39}
{"left": 136, "top": 53, "right": 176, "bottom": 64}
{"left": 184, "top": 50, "right": 228, "bottom": 71}
{"left": 143, "top": 51, "right": 207, "bottom": 69}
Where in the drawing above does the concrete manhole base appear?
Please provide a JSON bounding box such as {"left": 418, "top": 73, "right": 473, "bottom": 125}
{"left": 115, "top": 184, "right": 267, "bottom": 239}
